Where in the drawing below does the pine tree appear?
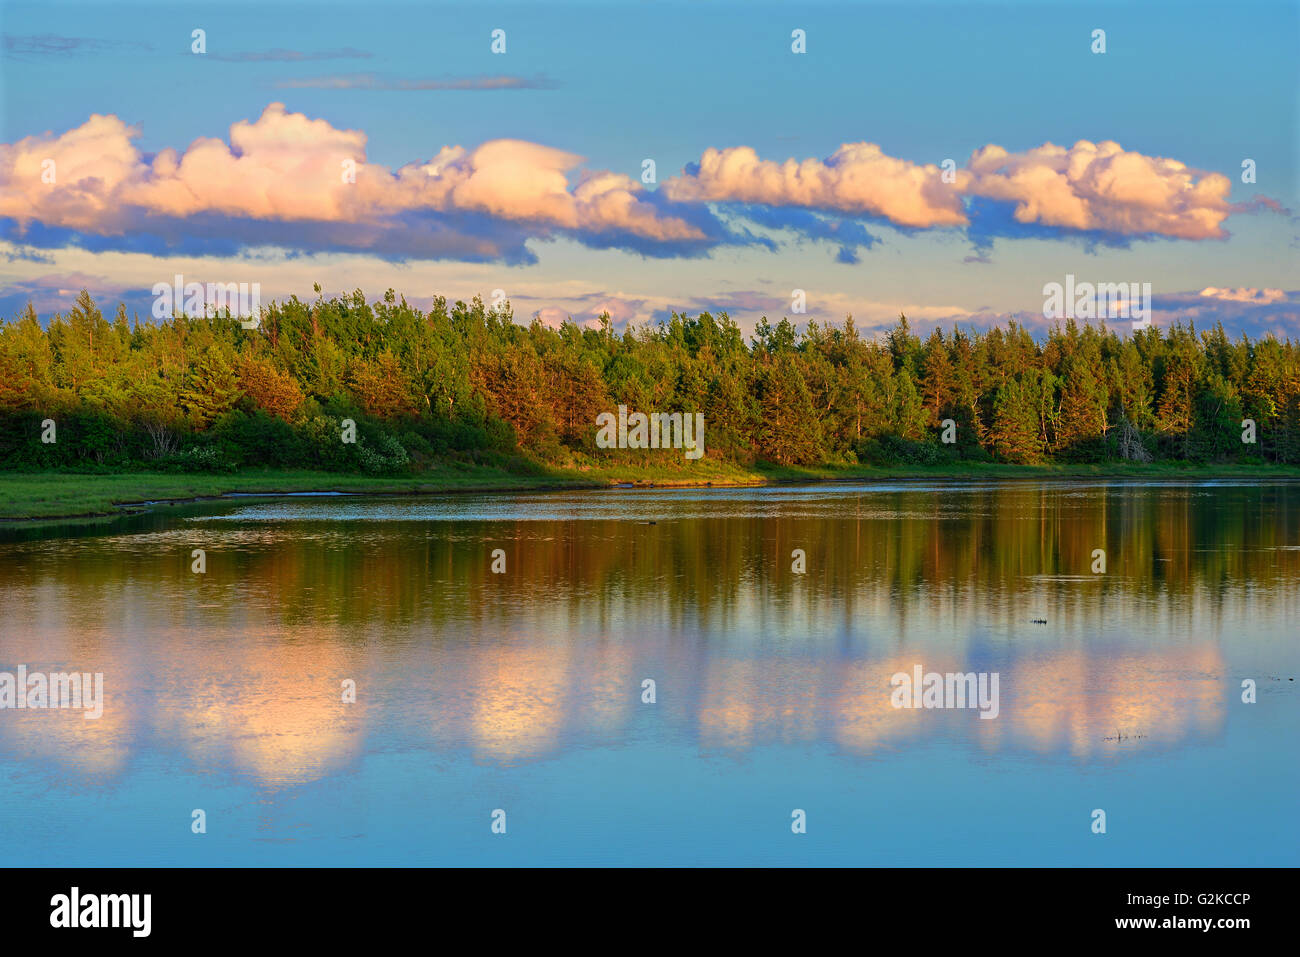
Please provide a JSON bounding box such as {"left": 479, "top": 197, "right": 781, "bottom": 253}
{"left": 181, "top": 347, "right": 243, "bottom": 428}
{"left": 237, "top": 352, "right": 305, "bottom": 421}
{"left": 756, "top": 354, "right": 823, "bottom": 464}
{"left": 1056, "top": 355, "right": 1107, "bottom": 454}
{"left": 987, "top": 379, "right": 1045, "bottom": 463}
{"left": 1157, "top": 332, "right": 1200, "bottom": 457}
{"left": 920, "top": 329, "right": 956, "bottom": 427}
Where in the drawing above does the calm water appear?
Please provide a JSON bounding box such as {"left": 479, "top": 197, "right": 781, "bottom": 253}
{"left": 0, "top": 479, "right": 1296, "bottom": 866}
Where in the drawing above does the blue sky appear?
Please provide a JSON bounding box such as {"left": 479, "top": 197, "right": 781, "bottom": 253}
{"left": 2, "top": 0, "right": 1297, "bottom": 337}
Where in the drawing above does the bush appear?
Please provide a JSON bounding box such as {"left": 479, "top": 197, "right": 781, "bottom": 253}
{"left": 168, "top": 445, "right": 235, "bottom": 473}
{"left": 1056, "top": 436, "right": 1109, "bottom": 462}
{"left": 355, "top": 430, "right": 409, "bottom": 474}
{"left": 857, "top": 434, "right": 954, "bottom": 466}
{"left": 212, "top": 409, "right": 303, "bottom": 467}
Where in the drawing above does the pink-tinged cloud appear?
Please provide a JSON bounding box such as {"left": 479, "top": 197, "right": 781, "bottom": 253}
{"left": 1198, "top": 286, "right": 1287, "bottom": 304}
{"left": 662, "top": 144, "right": 968, "bottom": 228}
{"left": 525, "top": 294, "right": 647, "bottom": 329}
{"left": 0, "top": 113, "right": 144, "bottom": 232}
{"left": 0, "top": 108, "right": 1265, "bottom": 261}
{"left": 0, "top": 103, "right": 705, "bottom": 246}
{"left": 664, "top": 139, "right": 1239, "bottom": 240}
{"left": 585, "top": 296, "right": 640, "bottom": 325}
{"left": 0, "top": 271, "right": 130, "bottom": 315}
{"left": 964, "top": 140, "right": 1233, "bottom": 239}
{"left": 531, "top": 307, "right": 570, "bottom": 328}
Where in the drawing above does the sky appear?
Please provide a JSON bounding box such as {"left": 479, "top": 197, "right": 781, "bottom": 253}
{"left": 1, "top": 0, "right": 1297, "bottom": 339}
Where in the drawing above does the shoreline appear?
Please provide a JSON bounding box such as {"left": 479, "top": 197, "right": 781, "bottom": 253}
{"left": 3, "top": 462, "right": 1300, "bottom": 524}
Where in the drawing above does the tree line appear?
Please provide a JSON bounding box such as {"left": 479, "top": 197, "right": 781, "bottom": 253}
{"left": 2, "top": 287, "right": 1299, "bottom": 473}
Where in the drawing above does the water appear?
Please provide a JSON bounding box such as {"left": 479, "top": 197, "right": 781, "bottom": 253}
{"left": 0, "top": 479, "right": 1296, "bottom": 866}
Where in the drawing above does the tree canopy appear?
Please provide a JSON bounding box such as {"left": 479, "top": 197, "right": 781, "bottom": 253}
{"left": 2, "top": 289, "right": 1298, "bottom": 473}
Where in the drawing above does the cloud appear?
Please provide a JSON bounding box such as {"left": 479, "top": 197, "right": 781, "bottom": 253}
{"left": 529, "top": 306, "right": 568, "bottom": 328}
{"left": 526, "top": 292, "right": 647, "bottom": 329}
{"left": 962, "top": 195, "right": 1132, "bottom": 254}
{"left": 6, "top": 237, "right": 1296, "bottom": 343}
{"left": 0, "top": 271, "right": 129, "bottom": 316}
{"left": 2, "top": 245, "right": 54, "bottom": 264}
{"left": 897, "top": 291, "right": 1300, "bottom": 341}
{"left": 1231, "top": 195, "right": 1293, "bottom": 217}
{"left": 718, "top": 204, "right": 879, "bottom": 263}
{"left": 1154, "top": 289, "right": 1300, "bottom": 338}
{"left": 0, "top": 241, "right": 690, "bottom": 332}
{"left": 0, "top": 104, "right": 712, "bottom": 262}
{"left": 0, "top": 108, "right": 1272, "bottom": 266}
{"left": 963, "top": 140, "right": 1233, "bottom": 240}
{"left": 1198, "top": 286, "right": 1287, "bottom": 304}
{"left": 681, "top": 289, "right": 790, "bottom": 318}
{"left": 586, "top": 296, "right": 642, "bottom": 325}
{"left": 664, "top": 138, "right": 1245, "bottom": 244}
{"left": 275, "top": 73, "right": 554, "bottom": 90}
{"left": 1, "top": 34, "right": 150, "bottom": 57}
{"left": 662, "top": 143, "right": 967, "bottom": 228}
{"left": 667, "top": 286, "right": 1300, "bottom": 342}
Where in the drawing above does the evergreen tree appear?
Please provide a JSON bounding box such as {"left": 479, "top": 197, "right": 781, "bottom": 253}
{"left": 987, "top": 379, "right": 1045, "bottom": 463}
{"left": 181, "top": 347, "right": 242, "bottom": 428}
{"left": 755, "top": 354, "right": 823, "bottom": 465}
{"left": 1, "top": 289, "right": 1297, "bottom": 473}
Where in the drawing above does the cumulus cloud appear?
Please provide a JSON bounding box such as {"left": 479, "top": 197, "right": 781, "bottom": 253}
{"left": 964, "top": 140, "right": 1233, "bottom": 239}
{"left": 1198, "top": 286, "right": 1287, "bottom": 304}
{"left": 0, "top": 103, "right": 709, "bottom": 260}
{"left": 662, "top": 143, "right": 967, "bottom": 228}
{"left": 664, "top": 138, "right": 1244, "bottom": 242}
{"left": 0, "top": 108, "right": 1272, "bottom": 264}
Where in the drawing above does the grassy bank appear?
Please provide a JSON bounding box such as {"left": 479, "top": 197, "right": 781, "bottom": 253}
{"left": 2, "top": 460, "right": 1299, "bottom": 522}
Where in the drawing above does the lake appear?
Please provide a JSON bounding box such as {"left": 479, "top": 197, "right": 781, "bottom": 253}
{"left": 0, "top": 479, "right": 1296, "bottom": 866}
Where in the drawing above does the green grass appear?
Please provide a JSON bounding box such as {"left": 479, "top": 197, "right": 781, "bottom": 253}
{"left": 0, "top": 466, "right": 591, "bottom": 521}
{"left": 2, "top": 460, "right": 1298, "bottom": 522}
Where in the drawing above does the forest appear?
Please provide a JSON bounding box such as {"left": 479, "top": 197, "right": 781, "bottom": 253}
{"left": 1, "top": 287, "right": 1298, "bottom": 475}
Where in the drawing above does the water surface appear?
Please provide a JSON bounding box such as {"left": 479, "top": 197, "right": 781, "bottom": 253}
{"left": 1, "top": 479, "right": 1296, "bottom": 865}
